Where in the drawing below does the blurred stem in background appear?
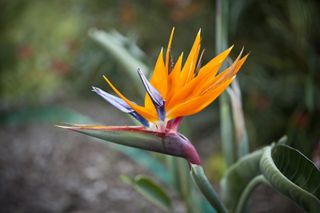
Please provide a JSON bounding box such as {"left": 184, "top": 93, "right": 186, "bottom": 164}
{"left": 215, "top": 0, "right": 234, "bottom": 167}
{"left": 216, "top": 0, "right": 249, "bottom": 165}
{"left": 228, "top": 78, "right": 249, "bottom": 159}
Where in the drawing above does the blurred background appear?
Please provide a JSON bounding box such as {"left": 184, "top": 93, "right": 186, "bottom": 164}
{"left": 0, "top": 0, "right": 319, "bottom": 212}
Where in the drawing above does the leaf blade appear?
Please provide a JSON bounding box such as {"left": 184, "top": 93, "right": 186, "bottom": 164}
{"left": 260, "top": 145, "right": 320, "bottom": 212}
{"left": 121, "top": 175, "right": 172, "bottom": 212}
{"left": 220, "top": 148, "right": 264, "bottom": 212}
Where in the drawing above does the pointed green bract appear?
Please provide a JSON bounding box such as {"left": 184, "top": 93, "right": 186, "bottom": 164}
{"left": 57, "top": 124, "right": 201, "bottom": 164}
{"left": 59, "top": 124, "right": 166, "bottom": 152}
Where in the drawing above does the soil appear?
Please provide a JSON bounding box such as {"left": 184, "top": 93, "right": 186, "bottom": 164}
{"left": 0, "top": 99, "right": 178, "bottom": 213}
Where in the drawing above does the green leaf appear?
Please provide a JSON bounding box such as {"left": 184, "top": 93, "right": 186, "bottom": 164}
{"left": 220, "top": 148, "right": 264, "bottom": 212}
{"left": 89, "top": 29, "right": 149, "bottom": 96}
{"left": 117, "top": 149, "right": 172, "bottom": 185}
{"left": 120, "top": 175, "right": 172, "bottom": 212}
{"left": 260, "top": 144, "right": 320, "bottom": 212}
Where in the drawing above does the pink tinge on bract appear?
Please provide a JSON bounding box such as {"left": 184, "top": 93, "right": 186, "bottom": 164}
{"left": 163, "top": 132, "right": 201, "bottom": 165}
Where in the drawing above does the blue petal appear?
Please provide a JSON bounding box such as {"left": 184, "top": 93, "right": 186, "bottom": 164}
{"left": 92, "top": 86, "right": 149, "bottom": 127}
{"left": 157, "top": 105, "right": 166, "bottom": 121}
{"left": 137, "top": 69, "right": 166, "bottom": 121}
{"left": 131, "top": 112, "right": 149, "bottom": 127}
{"left": 92, "top": 86, "right": 132, "bottom": 113}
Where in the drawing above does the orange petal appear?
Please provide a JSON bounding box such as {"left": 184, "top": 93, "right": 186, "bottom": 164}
{"left": 199, "top": 53, "right": 247, "bottom": 95}
{"left": 103, "top": 76, "right": 158, "bottom": 122}
{"left": 149, "top": 48, "right": 168, "bottom": 99}
{"left": 167, "top": 77, "right": 235, "bottom": 119}
{"left": 166, "top": 47, "right": 233, "bottom": 109}
{"left": 144, "top": 95, "right": 157, "bottom": 117}
{"left": 232, "top": 53, "right": 249, "bottom": 75}
{"left": 167, "top": 52, "right": 183, "bottom": 100}
{"left": 197, "top": 45, "right": 233, "bottom": 79}
{"left": 177, "top": 29, "right": 201, "bottom": 88}
{"left": 191, "top": 49, "right": 243, "bottom": 97}
{"left": 166, "top": 27, "right": 175, "bottom": 70}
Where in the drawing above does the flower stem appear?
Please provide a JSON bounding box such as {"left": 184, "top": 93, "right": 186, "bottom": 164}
{"left": 191, "top": 164, "right": 228, "bottom": 213}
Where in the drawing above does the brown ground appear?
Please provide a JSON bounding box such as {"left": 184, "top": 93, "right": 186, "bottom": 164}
{"left": 0, "top": 99, "right": 178, "bottom": 213}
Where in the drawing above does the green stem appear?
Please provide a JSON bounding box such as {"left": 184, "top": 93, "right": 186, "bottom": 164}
{"left": 235, "top": 175, "right": 270, "bottom": 213}
{"left": 191, "top": 164, "right": 228, "bottom": 213}
{"left": 215, "top": 0, "right": 234, "bottom": 167}
{"left": 215, "top": 0, "right": 228, "bottom": 53}
{"left": 228, "top": 79, "right": 250, "bottom": 159}
{"left": 220, "top": 93, "right": 234, "bottom": 167}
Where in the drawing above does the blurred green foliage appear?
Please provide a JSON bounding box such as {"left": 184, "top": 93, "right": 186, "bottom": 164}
{"left": 0, "top": 1, "right": 84, "bottom": 106}
{"left": 0, "top": 0, "right": 319, "bottom": 156}
{"left": 229, "top": 0, "right": 320, "bottom": 155}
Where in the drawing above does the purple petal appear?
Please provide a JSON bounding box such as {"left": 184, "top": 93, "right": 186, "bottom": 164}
{"left": 157, "top": 106, "right": 166, "bottom": 121}
{"left": 137, "top": 69, "right": 165, "bottom": 121}
{"left": 92, "top": 86, "right": 149, "bottom": 127}
{"left": 137, "top": 69, "right": 163, "bottom": 106}
{"left": 92, "top": 86, "right": 133, "bottom": 113}
{"left": 130, "top": 112, "right": 149, "bottom": 127}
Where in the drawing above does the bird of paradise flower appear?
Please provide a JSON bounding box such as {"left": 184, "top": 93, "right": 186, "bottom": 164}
{"left": 58, "top": 28, "right": 248, "bottom": 165}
